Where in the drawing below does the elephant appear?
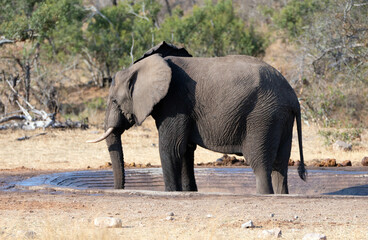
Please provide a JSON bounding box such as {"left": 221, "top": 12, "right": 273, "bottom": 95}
{"left": 88, "top": 41, "right": 306, "bottom": 194}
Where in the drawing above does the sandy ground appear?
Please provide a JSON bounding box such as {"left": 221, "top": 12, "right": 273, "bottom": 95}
{"left": 0, "top": 118, "right": 368, "bottom": 239}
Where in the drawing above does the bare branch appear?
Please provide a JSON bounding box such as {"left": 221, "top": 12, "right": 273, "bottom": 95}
{"left": 85, "top": 5, "right": 113, "bottom": 26}
{"left": 127, "top": 4, "right": 149, "bottom": 21}
{"left": 130, "top": 34, "right": 135, "bottom": 65}
{"left": 0, "top": 115, "right": 26, "bottom": 124}
{"left": 0, "top": 38, "right": 14, "bottom": 46}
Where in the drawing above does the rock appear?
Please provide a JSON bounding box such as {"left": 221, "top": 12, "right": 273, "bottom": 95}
{"left": 259, "top": 228, "right": 282, "bottom": 238}
{"left": 216, "top": 158, "right": 223, "bottom": 162}
{"left": 206, "top": 214, "right": 213, "bottom": 218}
{"left": 288, "top": 159, "right": 295, "bottom": 166}
{"left": 241, "top": 220, "right": 255, "bottom": 229}
{"left": 341, "top": 160, "right": 352, "bottom": 167}
{"left": 270, "top": 213, "right": 275, "bottom": 218}
{"left": 361, "top": 157, "right": 368, "bottom": 166}
{"left": 94, "top": 217, "right": 122, "bottom": 228}
{"left": 167, "top": 212, "right": 174, "bottom": 216}
{"left": 324, "top": 158, "right": 337, "bottom": 167}
{"left": 314, "top": 158, "right": 337, "bottom": 167}
{"left": 302, "top": 233, "right": 327, "bottom": 240}
{"left": 25, "top": 231, "right": 37, "bottom": 239}
{"left": 294, "top": 215, "right": 299, "bottom": 220}
{"left": 166, "top": 216, "right": 174, "bottom": 221}
{"left": 332, "top": 140, "right": 352, "bottom": 151}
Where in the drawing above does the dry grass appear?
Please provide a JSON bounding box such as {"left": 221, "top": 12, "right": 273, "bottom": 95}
{"left": 0, "top": 117, "right": 367, "bottom": 170}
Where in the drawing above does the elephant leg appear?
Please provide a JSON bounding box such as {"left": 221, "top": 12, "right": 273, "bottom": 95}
{"left": 272, "top": 129, "right": 293, "bottom": 194}
{"left": 243, "top": 129, "right": 282, "bottom": 194}
{"left": 157, "top": 117, "right": 192, "bottom": 191}
{"left": 181, "top": 143, "right": 197, "bottom": 191}
{"left": 243, "top": 147, "right": 275, "bottom": 194}
{"left": 159, "top": 144, "right": 183, "bottom": 191}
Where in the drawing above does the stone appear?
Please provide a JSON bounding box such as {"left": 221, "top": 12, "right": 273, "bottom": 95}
{"left": 302, "top": 233, "right": 327, "bottom": 240}
{"left": 241, "top": 220, "right": 255, "bottom": 229}
{"left": 320, "top": 158, "right": 337, "bottom": 167}
{"left": 167, "top": 212, "right": 174, "bottom": 216}
{"left": 94, "top": 217, "right": 122, "bottom": 228}
{"left": 166, "top": 216, "right": 174, "bottom": 221}
{"left": 270, "top": 213, "right": 275, "bottom": 218}
{"left": 341, "top": 160, "right": 352, "bottom": 167}
{"left": 206, "top": 214, "right": 213, "bottom": 218}
{"left": 332, "top": 140, "right": 352, "bottom": 151}
{"left": 259, "top": 228, "right": 282, "bottom": 238}
{"left": 25, "top": 231, "right": 37, "bottom": 239}
{"left": 361, "top": 157, "right": 368, "bottom": 166}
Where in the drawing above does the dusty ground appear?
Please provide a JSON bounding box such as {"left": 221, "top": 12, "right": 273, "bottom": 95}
{"left": 0, "top": 118, "right": 368, "bottom": 239}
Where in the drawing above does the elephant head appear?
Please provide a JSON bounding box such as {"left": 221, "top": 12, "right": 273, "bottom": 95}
{"left": 87, "top": 54, "right": 171, "bottom": 188}
{"left": 87, "top": 42, "right": 191, "bottom": 189}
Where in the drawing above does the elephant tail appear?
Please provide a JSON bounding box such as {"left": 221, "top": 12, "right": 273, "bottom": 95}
{"left": 295, "top": 108, "right": 307, "bottom": 181}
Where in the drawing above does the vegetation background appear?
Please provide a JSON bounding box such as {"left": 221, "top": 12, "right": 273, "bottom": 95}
{"left": 1, "top": 0, "right": 367, "bottom": 144}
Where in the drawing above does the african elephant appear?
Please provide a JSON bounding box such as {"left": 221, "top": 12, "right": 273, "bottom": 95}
{"left": 88, "top": 42, "right": 306, "bottom": 194}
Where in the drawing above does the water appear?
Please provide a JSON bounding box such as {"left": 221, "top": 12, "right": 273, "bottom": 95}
{"left": 15, "top": 167, "right": 368, "bottom": 195}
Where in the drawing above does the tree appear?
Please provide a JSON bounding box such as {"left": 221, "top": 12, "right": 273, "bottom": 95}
{"left": 0, "top": 0, "right": 86, "bottom": 112}
{"left": 83, "top": 0, "right": 160, "bottom": 86}
{"left": 157, "top": 0, "right": 266, "bottom": 57}
{"left": 271, "top": 0, "right": 368, "bottom": 126}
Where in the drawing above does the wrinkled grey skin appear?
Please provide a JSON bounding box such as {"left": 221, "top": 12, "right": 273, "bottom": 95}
{"left": 103, "top": 42, "right": 306, "bottom": 194}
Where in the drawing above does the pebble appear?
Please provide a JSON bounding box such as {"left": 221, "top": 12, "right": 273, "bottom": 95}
{"left": 166, "top": 216, "right": 174, "bottom": 221}
{"left": 241, "top": 220, "right": 255, "bottom": 229}
{"left": 302, "top": 233, "right": 327, "bottom": 240}
{"left": 206, "top": 214, "right": 213, "bottom": 218}
{"left": 25, "top": 231, "right": 37, "bottom": 239}
{"left": 94, "top": 217, "right": 122, "bottom": 228}
{"left": 270, "top": 213, "right": 275, "bottom": 218}
{"left": 167, "top": 212, "right": 174, "bottom": 216}
{"left": 361, "top": 156, "right": 368, "bottom": 166}
{"left": 259, "top": 228, "right": 282, "bottom": 238}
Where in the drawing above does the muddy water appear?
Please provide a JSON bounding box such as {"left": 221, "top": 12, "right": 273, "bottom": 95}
{"left": 15, "top": 167, "right": 368, "bottom": 195}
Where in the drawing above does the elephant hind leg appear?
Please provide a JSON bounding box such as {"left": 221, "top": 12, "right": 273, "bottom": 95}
{"left": 243, "top": 140, "right": 277, "bottom": 194}
{"left": 181, "top": 143, "right": 198, "bottom": 191}
{"left": 272, "top": 128, "right": 293, "bottom": 194}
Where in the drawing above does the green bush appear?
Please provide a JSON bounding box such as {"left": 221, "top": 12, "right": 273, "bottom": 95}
{"left": 157, "top": 0, "right": 266, "bottom": 57}
{"left": 273, "top": 0, "right": 329, "bottom": 38}
{"left": 318, "top": 129, "right": 362, "bottom": 146}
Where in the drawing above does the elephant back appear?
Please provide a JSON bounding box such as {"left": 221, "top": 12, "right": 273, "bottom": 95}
{"left": 134, "top": 41, "right": 192, "bottom": 64}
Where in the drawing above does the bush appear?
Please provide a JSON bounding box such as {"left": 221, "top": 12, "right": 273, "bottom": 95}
{"left": 157, "top": 0, "right": 266, "bottom": 57}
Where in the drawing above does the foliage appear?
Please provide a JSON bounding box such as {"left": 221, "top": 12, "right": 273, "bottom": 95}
{"left": 0, "top": 0, "right": 86, "bottom": 60}
{"left": 157, "top": 0, "right": 266, "bottom": 57}
{"left": 318, "top": 128, "right": 362, "bottom": 146}
{"left": 272, "top": 0, "right": 329, "bottom": 38}
{"left": 268, "top": 0, "right": 368, "bottom": 127}
{"left": 84, "top": 0, "right": 160, "bottom": 79}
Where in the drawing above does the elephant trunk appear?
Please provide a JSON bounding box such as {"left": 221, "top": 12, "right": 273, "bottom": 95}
{"left": 106, "top": 129, "right": 125, "bottom": 189}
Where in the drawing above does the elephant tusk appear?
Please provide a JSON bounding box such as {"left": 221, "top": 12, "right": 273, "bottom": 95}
{"left": 86, "top": 127, "right": 114, "bottom": 143}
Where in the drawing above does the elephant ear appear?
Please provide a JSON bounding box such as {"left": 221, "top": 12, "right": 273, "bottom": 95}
{"left": 129, "top": 54, "right": 171, "bottom": 125}
{"left": 134, "top": 41, "right": 192, "bottom": 64}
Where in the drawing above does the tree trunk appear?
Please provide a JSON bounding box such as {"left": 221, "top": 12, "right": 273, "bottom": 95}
{"left": 164, "top": 0, "right": 172, "bottom": 16}
{"left": 25, "top": 62, "right": 31, "bottom": 103}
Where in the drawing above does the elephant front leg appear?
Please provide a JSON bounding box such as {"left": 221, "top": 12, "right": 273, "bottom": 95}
{"left": 159, "top": 139, "right": 183, "bottom": 191}
{"left": 181, "top": 143, "right": 197, "bottom": 191}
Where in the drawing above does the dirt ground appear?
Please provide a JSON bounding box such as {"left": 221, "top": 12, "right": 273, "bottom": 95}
{"left": 0, "top": 118, "right": 368, "bottom": 239}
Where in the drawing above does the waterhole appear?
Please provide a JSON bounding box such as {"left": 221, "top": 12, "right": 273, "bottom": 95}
{"left": 16, "top": 167, "right": 368, "bottom": 195}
